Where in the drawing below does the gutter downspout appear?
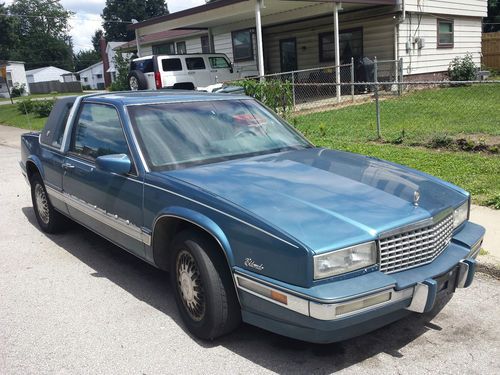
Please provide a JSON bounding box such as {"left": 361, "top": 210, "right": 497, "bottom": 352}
{"left": 255, "top": 0, "right": 265, "bottom": 78}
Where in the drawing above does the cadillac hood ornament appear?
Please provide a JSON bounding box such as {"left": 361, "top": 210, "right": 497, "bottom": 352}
{"left": 414, "top": 191, "right": 421, "bottom": 206}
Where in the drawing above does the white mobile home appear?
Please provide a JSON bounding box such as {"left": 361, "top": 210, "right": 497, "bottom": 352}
{"left": 128, "top": 0, "right": 487, "bottom": 79}
{"left": 77, "top": 61, "right": 105, "bottom": 90}
{"left": 0, "top": 61, "right": 29, "bottom": 98}
{"left": 25, "top": 66, "right": 75, "bottom": 84}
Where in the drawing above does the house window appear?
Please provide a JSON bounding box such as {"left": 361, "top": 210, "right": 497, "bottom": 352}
{"left": 6, "top": 72, "right": 13, "bottom": 87}
{"left": 153, "top": 42, "right": 175, "bottom": 55}
{"left": 201, "top": 35, "right": 210, "bottom": 53}
{"left": 232, "top": 29, "right": 254, "bottom": 61}
{"left": 83, "top": 77, "right": 88, "bottom": 83}
{"left": 319, "top": 28, "right": 363, "bottom": 64}
{"left": 96, "top": 74, "right": 103, "bottom": 79}
{"left": 437, "top": 19, "right": 454, "bottom": 48}
{"left": 176, "top": 41, "right": 187, "bottom": 54}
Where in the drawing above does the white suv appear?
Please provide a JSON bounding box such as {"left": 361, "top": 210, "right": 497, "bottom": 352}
{"left": 128, "top": 53, "right": 257, "bottom": 91}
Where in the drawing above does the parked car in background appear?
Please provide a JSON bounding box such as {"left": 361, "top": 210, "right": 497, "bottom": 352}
{"left": 20, "top": 92, "right": 484, "bottom": 343}
{"left": 128, "top": 53, "right": 257, "bottom": 91}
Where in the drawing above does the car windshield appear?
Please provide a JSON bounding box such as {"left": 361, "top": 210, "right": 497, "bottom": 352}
{"left": 127, "top": 99, "right": 311, "bottom": 170}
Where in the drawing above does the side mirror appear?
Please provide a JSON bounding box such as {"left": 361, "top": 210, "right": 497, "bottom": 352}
{"left": 229, "top": 63, "right": 234, "bottom": 74}
{"left": 95, "top": 154, "right": 131, "bottom": 175}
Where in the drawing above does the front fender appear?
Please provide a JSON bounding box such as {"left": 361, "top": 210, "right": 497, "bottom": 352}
{"left": 154, "top": 206, "right": 235, "bottom": 266}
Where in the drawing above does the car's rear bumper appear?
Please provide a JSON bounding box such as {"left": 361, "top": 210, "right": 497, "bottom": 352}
{"left": 234, "top": 221, "right": 484, "bottom": 343}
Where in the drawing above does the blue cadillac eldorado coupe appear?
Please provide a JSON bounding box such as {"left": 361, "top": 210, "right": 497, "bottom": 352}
{"left": 20, "top": 92, "right": 485, "bottom": 343}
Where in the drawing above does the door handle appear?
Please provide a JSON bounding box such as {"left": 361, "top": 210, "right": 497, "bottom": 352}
{"left": 210, "top": 70, "right": 218, "bottom": 73}
{"left": 62, "top": 162, "right": 75, "bottom": 170}
{"left": 188, "top": 71, "right": 196, "bottom": 75}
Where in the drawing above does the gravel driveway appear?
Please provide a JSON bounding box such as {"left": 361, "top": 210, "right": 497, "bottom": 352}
{"left": 0, "top": 141, "right": 499, "bottom": 375}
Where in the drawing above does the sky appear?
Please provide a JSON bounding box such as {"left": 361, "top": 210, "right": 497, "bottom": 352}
{"left": 4, "top": 0, "right": 206, "bottom": 52}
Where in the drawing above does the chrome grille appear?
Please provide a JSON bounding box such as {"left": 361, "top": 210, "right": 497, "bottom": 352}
{"left": 379, "top": 214, "right": 453, "bottom": 274}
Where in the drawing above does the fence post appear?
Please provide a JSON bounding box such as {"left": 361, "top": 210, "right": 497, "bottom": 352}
{"left": 291, "top": 71, "right": 296, "bottom": 109}
{"left": 398, "top": 57, "right": 404, "bottom": 96}
{"left": 351, "top": 57, "right": 355, "bottom": 102}
{"left": 374, "top": 56, "right": 381, "bottom": 139}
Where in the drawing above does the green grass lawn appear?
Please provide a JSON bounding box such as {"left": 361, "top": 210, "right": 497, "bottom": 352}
{"left": 0, "top": 92, "right": 88, "bottom": 102}
{"left": 0, "top": 104, "right": 46, "bottom": 130}
{"left": 295, "top": 84, "right": 500, "bottom": 146}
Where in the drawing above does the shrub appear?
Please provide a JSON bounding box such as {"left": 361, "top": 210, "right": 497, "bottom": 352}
{"left": 10, "top": 83, "right": 26, "bottom": 98}
{"left": 82, "top": 85, "right": 92, "bottom": 91}
{"left": 448, "top": 53, "right": 477, "bottom": 81}
{"left": 109, "top": 52, "right": 131, "bottom": 91}
{"left": 32, "top": 99, "right": 55, "bottom": 117}
{"left": 233, "top": 78, "right": 293, "bottom": 116}
{"left": 428, "top": 134, "right": 453, "bottom": 149}
{"left": 17, "top": 98, "right": 34, "bottom": 114}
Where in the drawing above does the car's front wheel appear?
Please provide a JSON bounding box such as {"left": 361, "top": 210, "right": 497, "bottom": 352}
{"left": 170, "top": 230, "right": 241, "bottom": 340}
{"left": 30, "top": 174, "right": 67, "bottom": 233}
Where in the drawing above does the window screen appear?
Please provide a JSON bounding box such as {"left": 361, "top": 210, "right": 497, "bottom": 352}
{"left": 437, "top": 20, "right": 454, "bottom": 47}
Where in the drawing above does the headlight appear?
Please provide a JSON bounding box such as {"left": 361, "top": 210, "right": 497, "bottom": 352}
{"left": 313, "top": 242, "right": 377, "bottom": 280}
{"left": 453, "top": 201, "right": 469, "bottom": 228}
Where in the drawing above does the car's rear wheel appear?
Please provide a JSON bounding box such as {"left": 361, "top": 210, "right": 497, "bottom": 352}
{"left": 170, "top": 230, "right": 241, "bottom": 340}
{"left": 128, "top": 70, "right": 148, "bottom": 90}
{"left": 30, "top": 174, "right": 67, "bottom": 233}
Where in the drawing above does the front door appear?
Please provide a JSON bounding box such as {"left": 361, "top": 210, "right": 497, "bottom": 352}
{"left": 280, "top": 38, "right": 297, "bottom": 73}
{"left": 62, "top": 102, "right": 145, "bottom": 258}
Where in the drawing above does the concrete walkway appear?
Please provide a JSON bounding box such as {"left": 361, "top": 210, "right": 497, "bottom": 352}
{"left": 1, "top": 124, "right": 498, "bottom": 267}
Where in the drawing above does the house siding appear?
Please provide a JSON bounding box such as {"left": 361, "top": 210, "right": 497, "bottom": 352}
{"left": 28, "top": 67, "right": 71, "bottom": 83}
{"left": 398, "top": 14, "right": 482, "bottom": 75}
{"left": 404, "top": 0, "right": 487, "bottom": 18}
{"left": 263, "top": 15, "right": 395, "bottom": 73}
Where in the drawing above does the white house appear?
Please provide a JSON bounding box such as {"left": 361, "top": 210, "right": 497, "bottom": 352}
{"left": 128, "top": 0, "right": 487, "bottom": 80}
{"left": 25, "top": 66, "right": 76, "bottom": 84}
{"left": 77, "top": 61, "right": 105, "bottom": 90}
{"left": 0, "top": 61, "right": 29, "bottom": 98}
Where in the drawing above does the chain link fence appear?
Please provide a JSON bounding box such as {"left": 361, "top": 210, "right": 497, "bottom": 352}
{"left": 227, "top": 60, "right": 500, "bottom": 153}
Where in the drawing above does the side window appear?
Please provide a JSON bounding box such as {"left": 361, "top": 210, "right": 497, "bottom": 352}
{"left": 71, "top": 103, "right": 129, "bottom": 160}
{"left": 201, "top": 35, "right": 210, "bottom": 53}
{"left": 162, "top": 58, "right": 183, "bottom": 72}
{"left": 437, "top": 19, "right": 454, "bottom": 48}
{"left": 209, "top": 57, "right": 231, "bottom": 69}
{"left": 186, "top": 57, "right": 206, "bottom": 70}
{"left": 176, "top": 41, "right": 187, "bottom": 54}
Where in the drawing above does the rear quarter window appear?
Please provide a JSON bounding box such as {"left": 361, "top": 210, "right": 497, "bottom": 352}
{"left": 162, "top": 58, "right": 183, "bottom": 72}
{"left": 186, "top": 57, "right": 206, "bottom": 70}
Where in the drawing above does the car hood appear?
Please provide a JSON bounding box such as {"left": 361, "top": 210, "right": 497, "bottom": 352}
{"left": 165, "top": 148, "right": 468, "bottom": 253}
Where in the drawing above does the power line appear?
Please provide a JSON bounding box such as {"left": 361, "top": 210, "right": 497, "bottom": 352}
{"left": 1, "top": 13, "right": 133, "bottom": 23}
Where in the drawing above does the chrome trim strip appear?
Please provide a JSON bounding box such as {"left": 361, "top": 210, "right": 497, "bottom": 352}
{"left": 456, "top": 261, "right": 469, "bottom": 288}
{"left": 61, "top": 95, "right": 85, "bottom": 153}
{"left": 145, "top": 183, "right": 299, "bottom": 248}
{"left": 406, "top": 283, "right": 428, "bottom": 313}
{"left": 235, "top": 274, "right": 413, "bottom": 321}
{"left": 234, "top": 270, "right": 396, "bottom": 304}
{"left": 310, "top": 287, "right": 413, "bottom": 320}
{"left": 45, "top": 186, "right": 151, "bottom": 245}
{"left": 235, "top": 275, "right": 309, "bottom": 316}
{"left": 123, "top": 97, "right": 253, "bottom": 107}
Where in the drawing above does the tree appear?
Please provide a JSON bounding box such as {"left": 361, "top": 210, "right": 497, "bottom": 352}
{"left": 102, "top": 0, "right": 169, "bottom": 41}
{"left": 7, "top": 0, "right": 74, "bottom": 70}
{"left": 109, "top": 52, "right": 132, "bottom": 91}
{"left": 91, "top": 29, "right": 104, "bottom": 53}
{"left": 484, "top": 0, "right": 500, "bottom": 32}
{"left": 73, "top": 49, "right": 101, "bottom": 72}
{"left": 0, "top": 3, "right": 18, "bottom": 61}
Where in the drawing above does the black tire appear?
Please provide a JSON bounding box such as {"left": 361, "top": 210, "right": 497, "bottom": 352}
{"left": 128, "top": 70, "right": 149, "bottom": 90}
{"left": 30, "top": 174, "right": 67, "bottom": 233}
{"left": 170, "top": 230, "right": 241, "bottom": 340}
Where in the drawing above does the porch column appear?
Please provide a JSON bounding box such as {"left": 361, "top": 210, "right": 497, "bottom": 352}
{"left": 135, "top": 29, "right": 141, "bottom": 57}
{"left": 333, "top": 2, "right": 341, "bottom": 102}
{"left": 208, "top": 28, "right": 215, "bottom": 53}
{"left": 255, "top": 0, "right": 265, "bottom": 77}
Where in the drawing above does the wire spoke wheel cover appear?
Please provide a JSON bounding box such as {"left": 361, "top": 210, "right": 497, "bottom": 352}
{"left": 176, "top": 249, "right": 206, "bottom": 321}
{"left": 35, "top": 183, "right": 50, "bottom": 224}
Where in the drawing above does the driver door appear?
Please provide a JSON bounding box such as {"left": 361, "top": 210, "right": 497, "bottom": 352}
{"left": 62, "top": 102, "right": 145, "bottom": 258}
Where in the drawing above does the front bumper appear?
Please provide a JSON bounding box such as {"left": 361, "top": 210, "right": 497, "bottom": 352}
{"left": 235, "top": 221, "right": 484, "bottom": 343}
